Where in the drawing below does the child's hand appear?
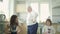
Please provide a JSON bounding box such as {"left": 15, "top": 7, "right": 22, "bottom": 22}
{"left": 44, "top": 32, "right": 48, "bottom": 34}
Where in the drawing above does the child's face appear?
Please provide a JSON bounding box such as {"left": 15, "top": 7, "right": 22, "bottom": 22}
{"left": 46, "top": 21, "right": 51, "bottom": 26}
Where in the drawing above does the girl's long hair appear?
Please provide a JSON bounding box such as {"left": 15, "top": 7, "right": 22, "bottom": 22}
{"left": 10, "top": 15, "right": 18, "bottom": 26}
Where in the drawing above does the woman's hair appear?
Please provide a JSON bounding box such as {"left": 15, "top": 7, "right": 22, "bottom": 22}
{"left": 46, "top": 19, "right": 52, "bottom": 25}
{"left": 10, "top": 15, "right": 18, "bottom": 26}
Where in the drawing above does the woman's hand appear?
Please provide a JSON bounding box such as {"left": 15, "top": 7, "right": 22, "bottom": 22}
{"left": 32, "top": 19, "right": 36, "bottom": 23}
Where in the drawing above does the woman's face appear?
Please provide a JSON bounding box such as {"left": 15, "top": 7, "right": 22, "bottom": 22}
{"left": 28, "top": 7, "right": 32, "bottom": 12}
{"left": 46, "top": 21, "right": 51, "bottom": 26}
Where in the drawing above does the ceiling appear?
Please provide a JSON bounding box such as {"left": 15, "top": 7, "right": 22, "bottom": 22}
{"left": 17, "top": 0, "right": 49, "bottom": 2}
{"left": 16, "top": 0, "right": 60, "bottom": 8}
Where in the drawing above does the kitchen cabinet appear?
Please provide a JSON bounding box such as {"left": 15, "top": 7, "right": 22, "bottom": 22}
{"left": 52, "top": 0, "right": 60, "bottom": 23}
{"left": 52, "top": 8, "right": 60, "bottom": 23}
{"left": 15, "top": 0, "right": 26, "bottom": 13}
{"left": 16, "top": 4, "right": 26, "bottom": 13}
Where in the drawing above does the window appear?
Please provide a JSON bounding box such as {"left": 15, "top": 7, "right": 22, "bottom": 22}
{"left": 31, "top": 3, "right": 38, "bottom": 13}
{"left": 40, "top": 3, "right": 50, "bottom": 22}
{"left": 0, "top": 0, "right": 9, "bottom": 20}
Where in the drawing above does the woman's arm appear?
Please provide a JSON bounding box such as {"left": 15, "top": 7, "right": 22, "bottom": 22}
{"left": 16, "top": 25, "right": 22, "bottom": 34}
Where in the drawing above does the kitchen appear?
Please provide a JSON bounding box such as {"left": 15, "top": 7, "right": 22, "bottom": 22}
{"left": 0, "top": 0, "right": 60, "bottom": 34}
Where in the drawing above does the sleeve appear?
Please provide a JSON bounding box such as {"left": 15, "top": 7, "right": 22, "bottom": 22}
{"left": 33, "top": 12, "right": 38, "bottom": 20}
{"left": 35, "top": 12, "right": 38, "bottom": 18}
{"left": 26, "top": 14, "right": 29, "bottom": 23}
{"left": 42, "top": 26, "right": 45, "bottom": 34}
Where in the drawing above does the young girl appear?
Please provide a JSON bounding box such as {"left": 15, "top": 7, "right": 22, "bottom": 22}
{"left": 5, "top": 15, "right": 22, "bottom": 34}
{"left": 42, "top": 19, "right": 56, "bottom": 34}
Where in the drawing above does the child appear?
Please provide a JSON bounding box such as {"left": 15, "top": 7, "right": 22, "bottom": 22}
{"left": 42, "top": 19, "right": 56, "bottom": 34}
{"left": 5, "top": 15, "right": 22, "bottom": 34}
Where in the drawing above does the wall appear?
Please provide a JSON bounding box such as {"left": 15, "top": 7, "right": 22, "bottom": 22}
{"left": 9, "top": 0, "right": 15, "bottom": 18}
